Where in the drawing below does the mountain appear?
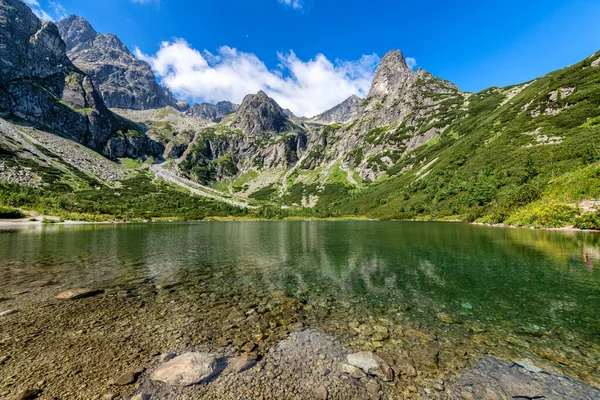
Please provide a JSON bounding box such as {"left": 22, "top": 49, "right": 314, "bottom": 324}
{"left": 311, "top": 94, "right": 361, "bottom": 124}
{"left": 0, "top": 0, "right": 161, "bottom": 159}
{"left": 186, "top": 101, "right": 239, "bottom": 122}
{"left": 231, "top": 91, "right": 300, "bottom": 136}
{"left": 56, "top": 15, "right": 187, "bottom": 111}
{"left": 1, "top": 2, "right": 600, "bottom": 228}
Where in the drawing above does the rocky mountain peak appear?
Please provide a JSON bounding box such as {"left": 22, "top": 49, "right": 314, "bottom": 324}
{"left": 0, "top": 1, "right": 70, "bottom": 81}
{"left": 311, "top": 94, "right": 362, "bottom": 124}
{"left": 56, "top": 15, "right": 186, "bottom": 111}
{"left": 57, "top": 15, "right": 96, "bottom": 52}
{"left": 0, "top": 0, "right": 163, "bottom": 159}
{"left": 231, "top": 91, "right": 296, "bottom": 136}
{"left": 367, "top": 50, "right": 417, "bottom": 99}
{"left": 186, "top": 101, "right": 239, "bottom": 122}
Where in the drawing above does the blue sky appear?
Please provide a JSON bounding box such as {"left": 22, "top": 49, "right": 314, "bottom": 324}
{"left": 25, "top": 0, "right": 600, "bottom": 116}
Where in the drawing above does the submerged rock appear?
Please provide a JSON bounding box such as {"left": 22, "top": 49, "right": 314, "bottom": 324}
{"left": 226, "top": 354, "right": 257, "bottom": 374}
{"left": 347, "top": 352, "right": 394, "bottom": 381}
{"left": 313, "top": 385, "right": 329, "bottom": 399}
{"left": 55, "top": 289, "right": 104, "bottom": 300}
{"left": 512, "top": 358, "right": 544, "bottom": 373}
{"left": 150, "top": 352, "right": 217, "bottom": 387}
{"left": 444, "top": 357, "right": 600, "bottom": 399}
{"left": 0, "top": 309, "right": 18, "bottom": 317}
{"left": 113, "top": 371, "right": 136, "bottom": 386}
{"left": 14, "top": 388, "right": 40, "bottom": 400}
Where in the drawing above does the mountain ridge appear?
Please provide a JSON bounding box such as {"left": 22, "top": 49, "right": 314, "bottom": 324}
{"left": 56, "top": 15, "right": 187, "bottom": 111}
{"left": 1, "top": 0, "right": 600, "bottom": 229}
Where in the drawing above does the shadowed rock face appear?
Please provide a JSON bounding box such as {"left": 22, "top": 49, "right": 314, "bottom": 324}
{"left": 231, "top": 91, "right": 298, "bottom": 136}
{"left": 186, "top": 101, "right": 239, "bottom": 123}
{"left": 0, "top": 0, "right": 162, "bottom": 159}
{"left": 56, "top": 15, "right": 187, "bottom": 111}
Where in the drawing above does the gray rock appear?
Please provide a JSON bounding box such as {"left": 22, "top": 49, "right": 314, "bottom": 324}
{"left": 150, "top": 352, "right": 217, "bottom": 387}
{"left": 347, "top": 352, "right": 394, "bottom": 381}
{"left": 0, "top": 0, "right": 161, "bottom": 159}
{"left": 340, "top": 363, "right": 366, "bottom": 379}
{"left": 130, "top": 393, "right": 151, "bottom": 400}
{"left": 226, "top": 354, "right": 257, "bottom": 373}
{"left": 444, "top": 357, "right": 600, "bottom": 399}
{"left": 513, "top": 358, "right": 544, "bottom": 373}
{"left": 231, "top": 91, "right": 299, "bottom": 136}
{"left": 56, "top": 15, "right": 186, "bottom": 111}
{"left": 311, "top": 94, "right": 361, "bottom": 124}
{"left": 186, "top": 101, "right": 239, "bottom": 122}
{"left": 113, "top": 371, "right": 136, "bottom": 386}
{"left": 55, "top": 288, "right": 104, "bottom": 300}
{"left": 313, "top": 385, "right": 328, "bottom": 399}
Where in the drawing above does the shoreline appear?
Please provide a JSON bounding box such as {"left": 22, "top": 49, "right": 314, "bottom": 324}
{"left": 2, "top": 215, "right": 600, "bottom": 233}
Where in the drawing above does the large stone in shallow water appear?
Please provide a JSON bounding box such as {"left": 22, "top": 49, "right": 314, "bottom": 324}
{"left": 226, "top": 354, "right": 257, "bottom": 374}
{"left": 55, "top": 289, "right": 103, "bottom": 300}
{"left": 347, "top": 352, "right": 393, "bottom": 381}
{"left": 151, "top": 352, "right": 216, "bottom": 387}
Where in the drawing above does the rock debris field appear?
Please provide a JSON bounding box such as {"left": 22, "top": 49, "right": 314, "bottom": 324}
{"left": 1, "top": 264, "right": 599, "bottom": 400}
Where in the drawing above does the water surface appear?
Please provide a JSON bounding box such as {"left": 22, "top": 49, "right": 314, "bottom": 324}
{"left": 1, "top": 221, "right": 600, "bottom": 392}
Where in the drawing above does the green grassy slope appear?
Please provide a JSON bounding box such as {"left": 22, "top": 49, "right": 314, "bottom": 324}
{"left": 334, "top": 51, "right": 600, "bottom": 227}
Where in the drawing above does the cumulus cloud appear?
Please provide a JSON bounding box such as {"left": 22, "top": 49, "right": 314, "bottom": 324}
{"left": 24, "top": 0, "right": 67, "bottom": 21}
{"left": 278, "top": 0, "right": 303, "bottom": 9}
{"left": 136, "top": 40, "right": 379, "bottom": 117}
{"left": 406, "top": 57, "right": 417, "bottom": 69}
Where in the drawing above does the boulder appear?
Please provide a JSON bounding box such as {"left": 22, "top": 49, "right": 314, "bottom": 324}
{"left": 347, "top": 352, "right": 394, "bottom": 381}
{"left": 150, "top": 352, "right": 216, "bottom": 387}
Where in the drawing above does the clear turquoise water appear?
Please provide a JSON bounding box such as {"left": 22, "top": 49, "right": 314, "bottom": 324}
{"left": 1, "top": 221, "right": 599, "bottom": 343}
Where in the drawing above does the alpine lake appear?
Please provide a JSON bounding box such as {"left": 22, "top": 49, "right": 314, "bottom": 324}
{"left": 1, "top": 221, "right": 599, "bottom": 399}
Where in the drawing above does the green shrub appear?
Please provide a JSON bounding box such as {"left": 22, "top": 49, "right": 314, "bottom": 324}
{"left": 505, "top": 201, "right": 578, "bottom": 228}
{"left": 0, "top": 206, "right": 26, "bottom": 219}
{"left": 574, "top": 212, "right": 600, "bottom": 230}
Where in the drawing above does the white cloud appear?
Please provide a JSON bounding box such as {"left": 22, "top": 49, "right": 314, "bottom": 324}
{"left": 24, "top": 0, "right": 67, "bottom": 21}
{"left": 49, "top": 2, "right": 67, "bottom": 20}
{"left": 131, "top": 0, "right": 160, "bottom": 4}
{"left": 406, "top": 57, "right": 417, "bottom": 69}
{"left": 278, "top": 0, "right": 303, "bottom": 9}
{"left": 136, "top": 40, "right": 379, "bottom": 117}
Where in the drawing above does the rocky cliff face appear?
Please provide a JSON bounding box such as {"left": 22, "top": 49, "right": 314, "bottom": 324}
{"left": 186, "top": 101, "right": 239, "bottom": 122}
{"left": 163, "top": 92, "right": 309, "bottom": 185}
{"left": 0, "top": 0, "right": 162, "bottom": 159}
{"left": 231, "top": 91, "right": 300, "bottom": 136}
{"left": 139, "top": 51, "right": 467, "bottom": 195}
{"left": 360, "top": 50, "right": 462, "bottom": 128}
{"left": 304, "top": 50, "right": 466, "bottom": 181}
{"left": 56, "top": 15, "right": 186, "bottom": 111}
{"left": 311, "top": 94, "right": 361, "bottom": 124}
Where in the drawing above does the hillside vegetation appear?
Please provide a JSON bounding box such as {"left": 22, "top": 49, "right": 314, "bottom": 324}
{"left": 327, "top": 51, "right": 600, "bottom": 228}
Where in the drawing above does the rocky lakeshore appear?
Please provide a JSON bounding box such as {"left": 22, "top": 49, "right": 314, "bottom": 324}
{"left": 1, "top": 258, "right": 599, "bottom": 400}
